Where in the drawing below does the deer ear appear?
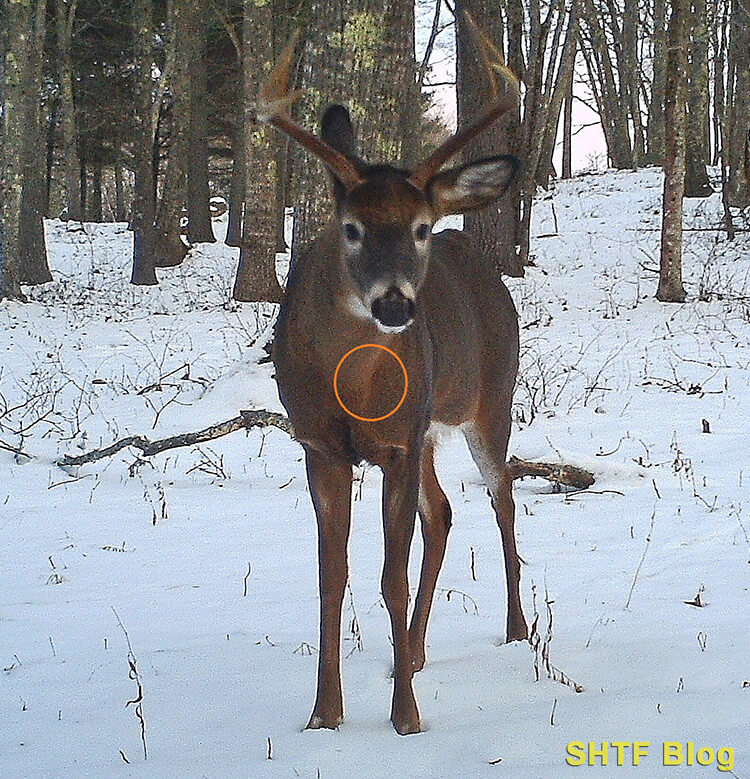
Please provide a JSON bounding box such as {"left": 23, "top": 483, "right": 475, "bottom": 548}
{"left": 321, "top": 105, "right": 358, "bottom": 157}
{"left": 427, "top": 155, "right": 519, "bottom": 217}
{"left": 321, "top": 105, "right": 367, "bottom": 199}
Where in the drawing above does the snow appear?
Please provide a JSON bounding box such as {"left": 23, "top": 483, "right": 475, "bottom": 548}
{"left": 1, "top": 169, "right": 748, "bottom": 777}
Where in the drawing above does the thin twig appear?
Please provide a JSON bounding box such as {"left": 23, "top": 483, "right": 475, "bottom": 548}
{"left": 625, "top": 506, "right": 656, "bottom": 609}
{"left": 112, "top": 608, "right": 148, "bottom": 760}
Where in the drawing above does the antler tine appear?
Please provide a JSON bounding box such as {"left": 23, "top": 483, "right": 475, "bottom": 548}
{"left": 408, "top": 12, "right": 520, "bottom": 190}
{"left": 257, "top": 31, "right": 364, "bottom": 192}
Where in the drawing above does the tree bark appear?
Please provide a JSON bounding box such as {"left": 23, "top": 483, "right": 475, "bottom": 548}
{"left": 226, "top": 95, "right": 245, "bottom": 248}
{"left": 646, "top": 0, "right": 667, "bottom": 164}
{"left": 657, "top": 0, "right": 688, "bottom": 303}
{"left": 536, "top": 1, "right": 580, "bottom": 187}
{"left": 623, "top": 0, "right": 644, "bottom": 165}
{"left": 130, "top": 0, "right": 158, "bottom": 285}
{"left": 185, "top": 0, "right": 215, "bottom": 244}
{"left": 711, "top": 1, "right": 727, "bottom": 167}
{"left": 154, "top": 0, "right": 190, "bottom": 267}
{"left": 562, "top": 68, "right": 573, "bottom": 178}
{"left": 114, "top": 148, "right": 127, "bottom": 222}
{"left": 19, "top": 0, "right": 52, "bottom": 285}
{"left": 684, "top": 0, "right": 712, "bottom": 197}
{"left": 233, "top": 0, "right": 282, "bottom": 302}
{"left": 55, "top": 0, "right": 82, "bottom": 222}
{"left": 88, "top": 158, "right": 103, "bottom": 222}
{"left": 727, "top": 0, "right": 750, "bottom": 207}
{"left": 0, "top": 0, "right": 30, "bottom": 300}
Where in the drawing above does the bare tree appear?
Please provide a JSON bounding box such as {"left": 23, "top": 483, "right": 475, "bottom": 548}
{"left": 55, "top": 0, "right": 82, "bottom": 221}
{"left": 185, "top": 0, "right": 215, "bottom": 244}
{"left": 657, "top": 0, "right": 688, "bottom": 303}
{"left": 154, "top": 0, "right": 190, "bottom": 268}
{"left": 130, "top": 0, "right": 158, "bottom": 285}
{"left": 19, "top": 0, "right": 52, "bottom": 285}
{"left": 561, "top": 62, "right": 574, "bottom": 178}
{"left": 646, "top": 0, "right": 667, "bottom": 164}
{"left": 0, "top": 0, "right": 30, "bottom": 300}
{"left": 726, "top": 0, "right": 749, "bottom": 207}
{"left": 232, "top": 0, "right": 283, "bottom": 302}
{"left": 684, "top": 0, "right": 712, "bottom": 197}
{"left": 456, "top": 0, "right": 522, "bottom": 276}
{"left": 455, "top": 0, "right": 579, "bottom": 274}
{"left": 579, "top": 0, "right": 635, "bottom": 169}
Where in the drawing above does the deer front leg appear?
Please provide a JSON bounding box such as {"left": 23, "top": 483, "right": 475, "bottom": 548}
{"left": 381, "top": 448, "right": 422, "bottom": 735}
{"left": 304, "top": 447, "right": 352, "bottom": 730}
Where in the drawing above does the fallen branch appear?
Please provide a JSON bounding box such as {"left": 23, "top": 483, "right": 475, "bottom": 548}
{"left": 508, "top": 455, "right": 595, "bottom": 490}
{"left": 56, "top": 410, "right": 292, "bottom": 467}
{"left": 56, "top": 411, "right": 596, "bottom": 490}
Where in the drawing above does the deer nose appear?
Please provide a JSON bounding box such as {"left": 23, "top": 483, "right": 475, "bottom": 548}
{"left": 371, "top": 287, "right": 415, "bottom": 329}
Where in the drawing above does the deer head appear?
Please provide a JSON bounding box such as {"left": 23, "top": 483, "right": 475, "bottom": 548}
{"left": 257, "top": 15, "right": 520, "bottom": 332}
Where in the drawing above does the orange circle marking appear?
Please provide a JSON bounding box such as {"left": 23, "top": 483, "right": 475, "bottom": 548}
{"left": 333, "top": 343, "right": 408, "bottom": 422}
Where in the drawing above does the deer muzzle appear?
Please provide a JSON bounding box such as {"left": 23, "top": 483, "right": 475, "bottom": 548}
{"left": 371, "top": 287, "right": 416, "bottom": 330}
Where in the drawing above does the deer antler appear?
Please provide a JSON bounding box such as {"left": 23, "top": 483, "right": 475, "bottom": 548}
{"left": 408, "top": 12, "right": 520, "bottom": 190}
{"left": 257, "top": 31, "right": 365, "bottom": 192}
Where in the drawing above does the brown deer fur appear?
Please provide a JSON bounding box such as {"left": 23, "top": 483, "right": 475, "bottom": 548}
{"left": 264, "top": 19, "right": 527, "bottom": 735}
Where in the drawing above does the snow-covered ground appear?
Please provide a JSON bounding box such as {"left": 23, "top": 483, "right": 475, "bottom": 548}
{"left": 1, "top": 169, "right": 748, "bottom": 778}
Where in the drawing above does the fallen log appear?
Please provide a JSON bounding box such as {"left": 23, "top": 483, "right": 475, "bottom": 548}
{"left": 508, "top": 455, "right": 596, "bottom": 490}
{"left": 57, "top": 410, "right": 292, "bottom": 467}
{"left": 57, "top": 410, "right": 596, "bottom": 490}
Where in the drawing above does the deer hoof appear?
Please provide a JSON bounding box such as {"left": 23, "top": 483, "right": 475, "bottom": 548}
{"left": 391, "top": 699, "right": 421, "bottom": 735}
{"left": 505, "top": 617, "right": 529, "bottom": 643}
{"left": 306, "top": 712, "right": 343, "bottom": 730}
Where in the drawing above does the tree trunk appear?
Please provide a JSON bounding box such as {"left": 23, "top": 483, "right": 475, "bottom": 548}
{"left": 79, "top": 156, "right": 87, "bottom": 216}
{"left": 684, "top": 0, "right": 712, "bottom": 197}
{"left": 623, "top": 0, "right": 644, "bottom": 165}
{"left": 657, "top": 0, "right": 688, "bottom": 303}
{"left": 19, "top": 0, "right": 52, "bottom": 285}
{"left": 233, "top": 0, "right": 282, "bottom": 302}
{"left": 186, "top": 0, "right": 215, "bottom": 244}
{"left": 562, "top": 69, "right": 573, "bottom": 179}
{"left": 130, "top": 0, "right": 158, "bottom": 285}
{"left": 456, "top": 0, "right": 523, "bottom": 277}
{"left": 711, "top": 1, "right": 727, "bottom": 167}
{"left": 646, "top": 0, "right": 667, "bottom": 164}
{"left": 114, "top": 149, "right": 126, "bottom": 222}
{"left": 55, "top": 0, "right": 82, "bottom": 222}
{"left": 727, "top": 0, "right": 750, "bottom": 207}
{"left": 1, "top": 0, "right": 31, "bottom": 300}
{"left": 154, "top": 0, "right": 190, "bottom": 267}
{"left": 226, "top": 104, "right": 245, "bottom": 248}
{"left": 88, "top": 158, "right": 103, "bottom": 222}
{"left": 580, "top": 0, "right": 633, "bottom": 168}
{"left": 45, "top": 102, "right": 55, "bottom": 215}
{"left": 536, "top": 1, "right": 580, "bottom": 188}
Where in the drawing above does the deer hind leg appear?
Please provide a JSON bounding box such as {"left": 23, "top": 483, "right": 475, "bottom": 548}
{"left": 408, "top": 438, "right": 452, "bottom": 673}
{"left": 464, "top": 414, "right": 528, "bottom": 643}
{"left": 304, "top": 447, "right": 352, "bottom": 730}
{"left": 381, "top": 447, "right": 422, "bottom": 735}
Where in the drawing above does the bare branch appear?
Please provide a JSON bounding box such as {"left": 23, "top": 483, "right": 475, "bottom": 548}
{"left": 417, "top": 0, "right": 443, "bottom": 89}
{"left": 56, "top": 410, "right": 293, "bottom": 468}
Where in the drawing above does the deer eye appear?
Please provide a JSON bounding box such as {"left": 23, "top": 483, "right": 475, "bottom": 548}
{"left": 414, "top": 223, "right": 431, "bottom": 242}
{"left": 343, "top": 222, "right": 362, "bottom": 242}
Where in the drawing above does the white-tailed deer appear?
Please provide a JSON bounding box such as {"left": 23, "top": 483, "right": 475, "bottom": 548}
{"left": 259, "top": 16, "right": 526, "bottom": 735}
